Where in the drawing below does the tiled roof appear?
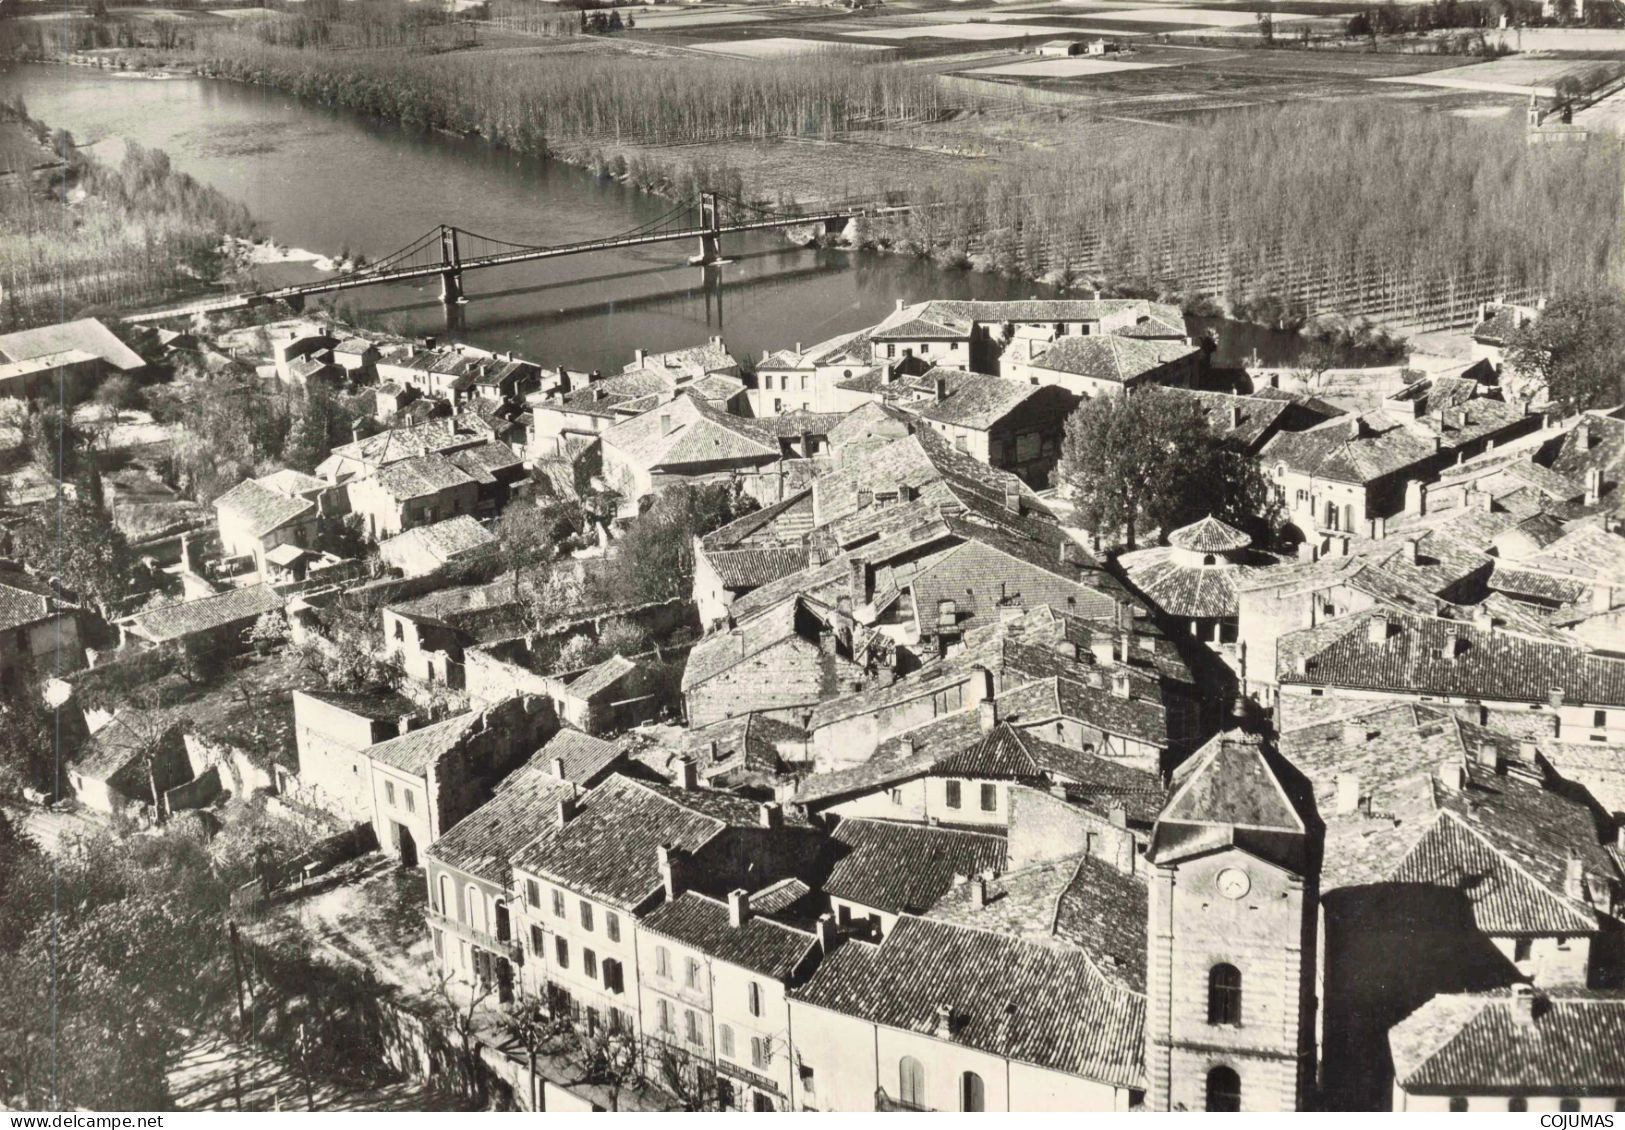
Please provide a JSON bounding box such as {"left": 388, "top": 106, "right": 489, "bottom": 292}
{"left": 699, "top": 489, "right": 815, "bottom": 552}
{"left": 214, "top": 479, "right": 315, "bottom": 539}
{"left": 932, "top": 722, "right": 1163, "bottom": 806}
{"left": 1161, "top": 732, "right": 1306, "bottom": 833}
{"left": 926, "top": 852, "right": 1149, "bottom": 993}
{"left": 1281, "top": 607, "right": 1625, "bottom": 707}
{"left": 120, "top": 584, "right": 284, "bottom": 644}
{"left": 323, "top": 419, "right": 474, "bottom": 470}
{"left": 512, "top": 775, "right": 767, "bottom": 910}
{"left": 298, "top": 687, "right": 419, "bottom": 722}
{"left": 601, "top": 394, "right": 777, "bottom": 472}
{"left": 1000, "top": 675, "right": 1169, "bottom": 749}
{"left": 566, "top": 653, "right": 637, "bottom": 700}
{"left": 903, "top": 368, "right": 1052, "bottom": 430}
{"left": 1117, "top": 548, "right": 1261, "bottom": 620}
{"left": 0, "top": 573, "right": 57, "bottom": 633}
{"left": 425, "top": 759, "right": 578, "bottom": 885}
{"left": 364, "top": 710, "right": 481, "bottom": 775}
{"left": 705, "top": 546, "right": 809, "bottom": 590}
{"left": 447, "top": 441, "right": 523, "bottom": 484}
{"left": 255, "top": 468, "right": 327, "bottom": 496}
{"left": 640, "top": 891, "right": 816, "bottom": 980}
{"left": 1549, "top": 412, "right": 1623, "bottom": 485}
{"left": 535, "top": 728, "right": 628, "bottom": 784}
{"left": 1160, "top": 388, "right": 1300, "bottom": 452}
{"left": 1027, "top": 335, "right": 1197, "bottom": 384}
{"left": 369, "top": 453, "right": 475, "bottom": 501}
{"left": 1261, "top": 414, "right": 1441, "bottom": 485}
{"left": 683, "top": 595, "right": 817, "bottom": 693}
{"left": 1469, "top": 303, "right": 1526, "bottom": 346}
{"left": 1390, "top": 989, "right": 1625, "bottom": 1094}
{"left": 1167, "top": 515, "right": 1250, "bottom": 554}
{"left": 824, "top": 818, "right": 1007, "bottom": 916}
{"left": 790, "top": 914, "right": 1146, "bottom": 1090}
{"left": 380, "top": 514, "right": 496, "bottom": 565}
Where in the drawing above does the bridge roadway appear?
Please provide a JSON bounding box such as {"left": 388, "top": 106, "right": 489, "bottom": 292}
{"left": 123, "top": 201, "right": 906, "bottom": 324}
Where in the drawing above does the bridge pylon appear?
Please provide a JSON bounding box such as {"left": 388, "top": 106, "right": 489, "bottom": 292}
{"left": 439, "top": 225, "right": 466, "bottom": 305}
{"left": 689, "top": 191, "right": 730, "bottom": 267}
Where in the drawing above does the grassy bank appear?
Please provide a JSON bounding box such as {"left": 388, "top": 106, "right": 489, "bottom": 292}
{"left": 0, "top": 98, "right": 256, "bottom": 332}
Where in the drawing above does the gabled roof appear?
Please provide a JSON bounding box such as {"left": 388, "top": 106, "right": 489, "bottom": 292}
{"left": 1027, "top": 335, "right": 1198, "bottom": 384}
{"left": 364, "top": 710, "right": 481, "bottom": 775}
{"left": 901, "top": 368, "right": 1062, "bottom": 430}
{"left": 601, "top": 394, "right": 778, "bottom": 472}
{"left": 424, "top": 758, "right": 579, "bottom": 885}
{"left": 565, "top": 653, "right": 638, "bottom": 701}
{"left": 368, "top": 453, "right": 475, "bottom": 502}
{"left": 213, "top": 479, "right": 315, "bottom": 539}
{"left": 790, "top": 914, "right": 1146, "bottom": 1091}
{"left": 825, "top": 817, "right": 1007, "bottom": 917}
{"left": 511, "top": 775, "right": 772, "bottom": 910}
{"left": 380, "top": 514, "right": 497, "bottom": 565}
{"left": 1390, "top": 989, "right": 1625, "bottom": 1095}
{"left": 640, "top": 891, "right": 816, "bottom": 981}
{"left": 534, "top": 729, "right": 628, "bottom": 785}
{"left": 0, "top": 572, "right": 60, "bottom": 633}
{"left": 1281, "top": 607, "right": 1625, "bottom": 707}
{"left": 931, "top": 721, "right": 1163, "bottom": 805}
{"left": 120, "top": 584, "right": 284, "bottom": 644}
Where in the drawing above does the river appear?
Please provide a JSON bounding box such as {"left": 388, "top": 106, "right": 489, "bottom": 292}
{"left": 0, "top": 61, "right": 1304, "bottom": 373}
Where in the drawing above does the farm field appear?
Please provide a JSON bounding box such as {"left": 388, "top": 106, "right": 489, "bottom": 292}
{"left": 966, "top": 56, "right": 1167, "bottom": 74}
{"left": 1373, "top": 54, "right": 1625, "bottom": 97}
{"left": 688, "top": 35, "right": 894, "bottom": 56}
{"left": 843, "top": 21, "right": 1098, "bottom": 39}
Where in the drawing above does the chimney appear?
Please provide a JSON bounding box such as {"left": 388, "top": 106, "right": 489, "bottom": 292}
{"left": 934, "top": 375, "right": 949, "bottom": 403}
{"left": 1297, "top": 542, "right": 1318, "bottom": 563}
{"left": 1476, "top": 741, "right": 1501, "bottom": 771}
{"left": 1593, "top": 584, "right": 1614, "bottom": 614}
{"left": 881, "top": 361, "right": 895, "bottom": 385}
{"left": 1577, "top": 420, "right": 1592, "bottom": 450}
{"left": 899, "top": 736, "right": 916, "bottom": 759}
{"left": 1585, "top": 467, "right": 1602, "bottom": 506}
{"left": 849, "top": 556, "right": 868, "bottom": 604}
{"left": 1091, "top": 637, "right": 1115, "bottom": 667}
{"left": 728, "top": 888, "right": 750, "bottom": 928}
{"left": 674, "top": 757, "right": 698, "bottom": 790}
{"left": 1442, "top": 631, "right": 1467, "bottom": 660}
{"left": 1110, "top": 671, "right": 1133, "bottom": 700}
{"left": 1109, "top": 803, "right": 1128, "bottom": 829}
{"left": 936, "top": 599, "right": 957, "bottom": 633}
{"left": 1437, "top": 759, "right": 1466, "bottom": 792}
{"left": 816, "top": 912, "right": 837, "bottom": 955}
{"left": 1341, "top": 722, "right": 1369, "bottom": 747}
{"left": 657, "top": 844, "right": 681, "bottom": 901}
{"left": 1003, "top": 482, "right": 1021, "bottom": 513}
{"left": 634, "top": 348, "right": 646, "bottom": 367}
{"left": 896, "top": 482, "right": 912, "bottom": 504}
{"left": 1367, "top": 614, "right": 1390, "bottom": 645}
{"left": 978, "top": 699, "right": 999, "bottom": 732}
{"left": 1548, "top": 687, "right": 1565, "bottom": 708}
{"left": 1348, "top": 416, "right": 1364, "bottom": 440}
{"left": 1519, "top": 740, "right": 1540, "bottom": 765}
{"left": 592, "top": 386, "right": 606, "bottom": 402}
{"left": 1055, "top": 640, "right": 1078, "bottom": 660}
{"left": 660, "top": 413, "right": 674, "bottom": 436}
{"left": 970, "top": 876, "right": 986, "bottom": 909}
{"left": 857, "top": 488, "right": 873, "bottom": 509}
{"left": 1565, "top": 855, "right": 1586, "bottom": 902}
{"left": 1230, "top": 402, "right": 1243, "bottom": 428}
{"left": 758, "top": 802, "right": 782, "bottom": 829}
{"left": 1402, "top": 538, "right": 1419, "bottom": 564}
{"left": 1477, "top": 488, "right": 1494, "bottom": 513}
{"left": 557, "top": 790, "right": 580, "bottom": 824}
{"left": 934, "top": 1003, "right": 954, "bottom": 1037}
{"left": 550, "top": 756, "right": 567, "bottom": 780}
{"left": 896, "top": 298, "right": 907, "bottom": 312}
{"left": 1335, "top": 772, "right": 1361, "bottom": 815}
{"left": 1508, "top": 988, "right": 1534, "bottom": 1027}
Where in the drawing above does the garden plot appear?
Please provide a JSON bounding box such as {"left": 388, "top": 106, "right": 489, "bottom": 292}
{"left": 689, "top": 36, "right": 894, "bottom": 57}
{"left": 844, "top": 21, "right": 1082, "bottom": 39}
{"left": 965, "top": 56, "right": 1168, "bottom": 75}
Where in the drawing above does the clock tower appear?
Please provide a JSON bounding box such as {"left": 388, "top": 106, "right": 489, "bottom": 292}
{"left": 1144, "top": 731, "right": 1322, "bottom": 1112}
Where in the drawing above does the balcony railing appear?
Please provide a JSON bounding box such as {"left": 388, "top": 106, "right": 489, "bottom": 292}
{"left": 426, "top": 906, "right": 524, "bottom": 965}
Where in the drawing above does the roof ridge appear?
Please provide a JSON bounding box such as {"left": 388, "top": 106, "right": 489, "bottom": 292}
{"left": 1434, "top": 807, "right": 1598, "bottom": 927}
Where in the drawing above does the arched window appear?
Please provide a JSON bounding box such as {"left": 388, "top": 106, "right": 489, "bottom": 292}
{"left": 1208, "top": 964, "right": 1242, "bottom": 1026}
{"left": 1202, "top": 554, "right": 1217, "bottom": 566}
{"left": 960, "top": 1071, "right": 985, "bottom": 1112}
{"left": 898, "top": 1057, "right": 925, "bottom": 1109}
{"left": 1205, "top": 1066, "right": 1241, "bottom": 1112}
{"left": 439, "top": 875, "right": 456, "bottom": 920}
{"left": 467, "top": 884, "right": 487, "bottom": 934}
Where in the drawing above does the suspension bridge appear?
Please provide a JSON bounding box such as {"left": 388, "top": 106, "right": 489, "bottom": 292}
{"left": 124, "top": 191, "right": 910, "bottom": 323}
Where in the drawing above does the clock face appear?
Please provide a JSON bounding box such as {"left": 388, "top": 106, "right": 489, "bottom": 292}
{"left": 1216, "top": 867, "right": 1251, "bottom": 900}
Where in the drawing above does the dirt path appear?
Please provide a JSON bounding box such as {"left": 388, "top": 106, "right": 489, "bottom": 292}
{"left": 168, "top": 1032, "right": 455, "bottom": 1112}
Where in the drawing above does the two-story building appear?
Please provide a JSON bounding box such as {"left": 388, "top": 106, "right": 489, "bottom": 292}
{"left": 347, "top": 454, "right": 479, "bottom": 542}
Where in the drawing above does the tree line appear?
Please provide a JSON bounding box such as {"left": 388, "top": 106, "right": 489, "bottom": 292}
{"left": 0, "top": 100, "right": 256, "bottom": 333}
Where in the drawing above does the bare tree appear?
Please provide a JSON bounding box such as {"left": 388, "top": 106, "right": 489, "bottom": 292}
{"left": 430, "top": 965, "right": 495, "bottom": 1104}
